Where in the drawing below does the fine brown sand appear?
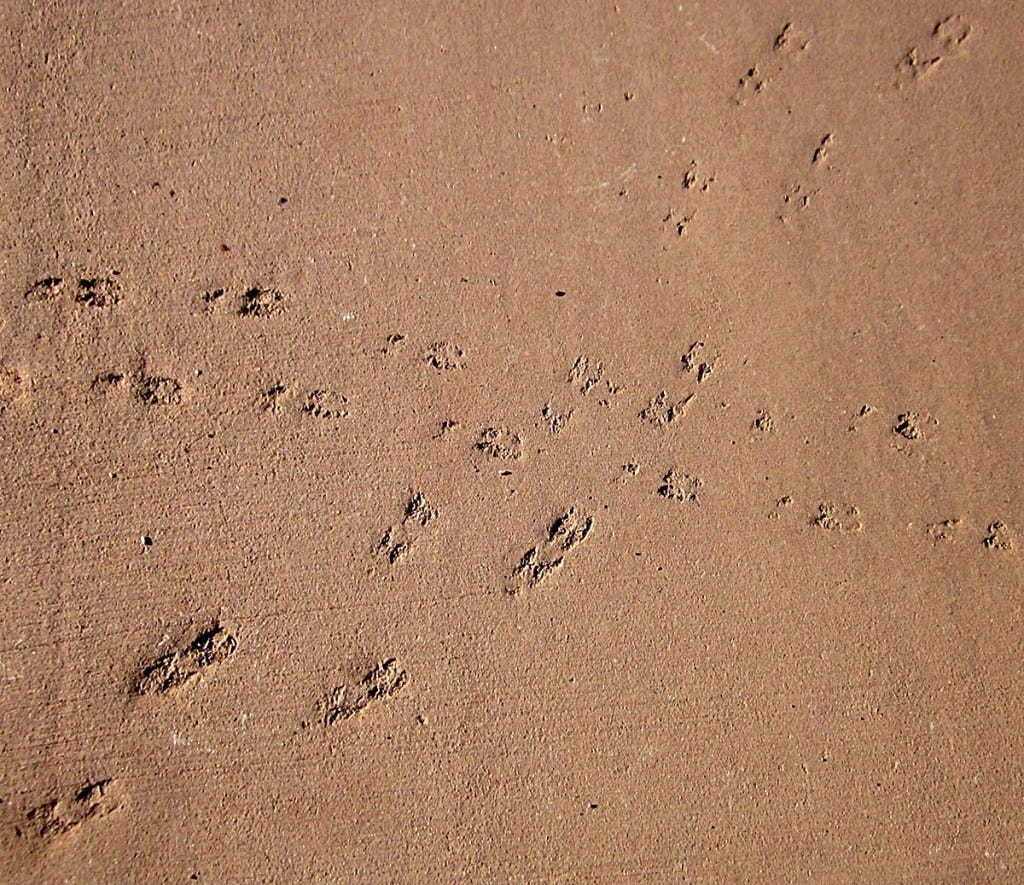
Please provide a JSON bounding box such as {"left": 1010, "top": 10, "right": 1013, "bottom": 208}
{"left": 2, "top": 2, "right": 1023, "bottom": 881}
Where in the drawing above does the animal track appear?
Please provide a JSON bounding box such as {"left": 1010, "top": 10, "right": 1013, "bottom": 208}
{"left": 983, "top": 521, "right": 1013, "bottom": 551}
{"left": 639, "top": 391, "right": 694, "bottom": 426}
{"left": 136, "top": 373, "right": 182, "bottom": 406}
{"left": 540, "top": 402, "right": 573, "bottom": 434}
{"left": 928, "top": 518, "right": 960, "bottom": 544}
{"left": 202, "top": 288, "right": 226, "bottom": 312}
{"left": 507, "top": 507, "right": 594, "bottom": 595}
{"left": 664, "top": 160, "right": 716, "bottom": 235}
{"left": 433, "top": 419, "right": 460, "bottom": 440}
{"left": 812, "top": 133, "right": 834, "bottom": 168}
{"left": 76, "top": 276, "right": 122, "bottom": 308}
{"left": 92, "top": 371, "right": 127, "bottom": 392}
{"left": 24, "top": 274, "right": 122, "bottom": 307}
{"left": 780, "top": 133, "right": 837, "bottom": 222}
{"left": 18, "top": 779, "right": 124, "bottom": 842}
{"left": 426, "top": 341, "right": 465, "bottom": 370}
{"left": 23, "top": 276, "right": 64, "bottom": 302}
{"left": 381, "top": 333, "right": 407, "bottom": 355}
{"left": 302, "top": 389, "right": 348, "bottom": 419}
{"left": 752, "top": 409, "right": 775, "bottom": 433}
{"left": 734, "top": 21, "right": 810, "bottom": 105}
{"left": 658, "top": 470, "right": 702, "bottom": 503}
{"left": 682, "top": 160, "right": 716, "bottom": 192}
{"left": 893, "top": 411, "right": 932, "bottom": 440}
{"left": 567, "top": 355, "right": 618, "bottom": 399}
{"left": 137, "top": 624, "right": 238, "bottom": 696}
{"left": 320, "top": 658, "right": 408, "bottom": 724}
{"left": 376, "top": 491, "right": 437, "bottom": 565}
{"left": 812, "top": 502, "right": 862, "bottom": 533}
{"left": 259, "top": 382, "right": 290, "bottom": 413}
{"left": 896, "top": 15, "right": 972, "bottom": 87}
{"left": 663, "top": 208, "right": 696, "bottom": 237}
{"left": 681, "top": 341, "right": 717, "bottom": 382}
{"left": 934, "top": 15, "right": 973, "bottom": 47}
{"left": 735, "top": 64, "right": 769, "bottom": 102}
{"left": 0, "top": 368, "right": 27, "bottom": 416}
{"left": 239, "top": 286, "right": 285, "bottom": 317}
{"left": 768, "top": 495, "right": 794, "bottom": 520}
{"left": 475, "top": 426, "right": 523, "bottom": 460}
{"left": 847, "top": 404, "right": 876, "bottom": 432}
{"left": 779, "top": 182, "right": 817, "bottom": 221}
{"left": 92, "top": 365, "right": 183, "bottom": 407}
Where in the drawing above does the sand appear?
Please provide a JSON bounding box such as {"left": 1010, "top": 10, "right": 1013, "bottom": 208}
{"left": 2, "top": 1, "right": 1023, "bottom": 881}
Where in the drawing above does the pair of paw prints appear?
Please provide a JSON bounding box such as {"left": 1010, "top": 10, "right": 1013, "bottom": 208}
{"left": 657, "top": 470, "right": 703, "bottom": 503}
{"left": 258, "top": 383, "right": 348, "bottom": 419}
{"left": 318, "top": 658, "right": 408, "bottom": 725}
{"left": 475, "top": 426, "right": 522, "bottom": 460}
{"left": 203, "top": 285, "right": 285, "bottom": 316}
{"left": 17, "top": 779, "right": 125, "bottom": 844}
{"left": 813, "top": 501, "right": 863, "bottom": 533}
{"left": 376, "top": 491, "right": 438, "bottom": 566}
{"left": 928, "top": 518, "right": 1015, "bottom": 550}
{"left": 471, "top": 354, "right": 621, "bottom": 461}
{"left": 381, "top": 335, "right": 467, "bottom": 371}
{"left": 663, "top": 159, "right": 716, "bottom": 237}
{"left": 768, "top": 497, "right": 863, "bottom": 532}
{"left": 779, "top": 134, "right": 836, "bottom": 223}
{"left": 507, "top": 506, "right": 595, "bottom": 595}
{"left": 896, "top": 15, "right": 973, "bottom": 87}
{"left": 567, "top": 354, "right": 619, "bottom": 401}
{"left": 13, "top": 624, "right": 238, "bottom": 844}
{"left": 680, "top": 341, "right": 718, "bottom": 383}
{"left": 136, "top": 624, "right": 238, "bottom": 697}
{"left": 25, "top": 274, "right": 122, "bottom": 308}
{"left": 734, "top": 21, "right": 811, "bottom": 105}
{"left": 635, "top": 342, "right": 718, "bottom": 427}
{"left": 639, "top": 391, "right": 694, "bottom": 426}
{"left": 93, "top": 366, "right": 183, "bottom": 407}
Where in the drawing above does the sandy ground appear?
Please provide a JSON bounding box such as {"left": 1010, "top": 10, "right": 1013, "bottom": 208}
{"left": 1, "top": 1, "right": 1023, "bottom": 881}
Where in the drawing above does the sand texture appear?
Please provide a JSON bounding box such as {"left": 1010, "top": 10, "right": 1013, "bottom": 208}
{"left": 2, "top": 1, "right": 1023, "bottom": 881}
